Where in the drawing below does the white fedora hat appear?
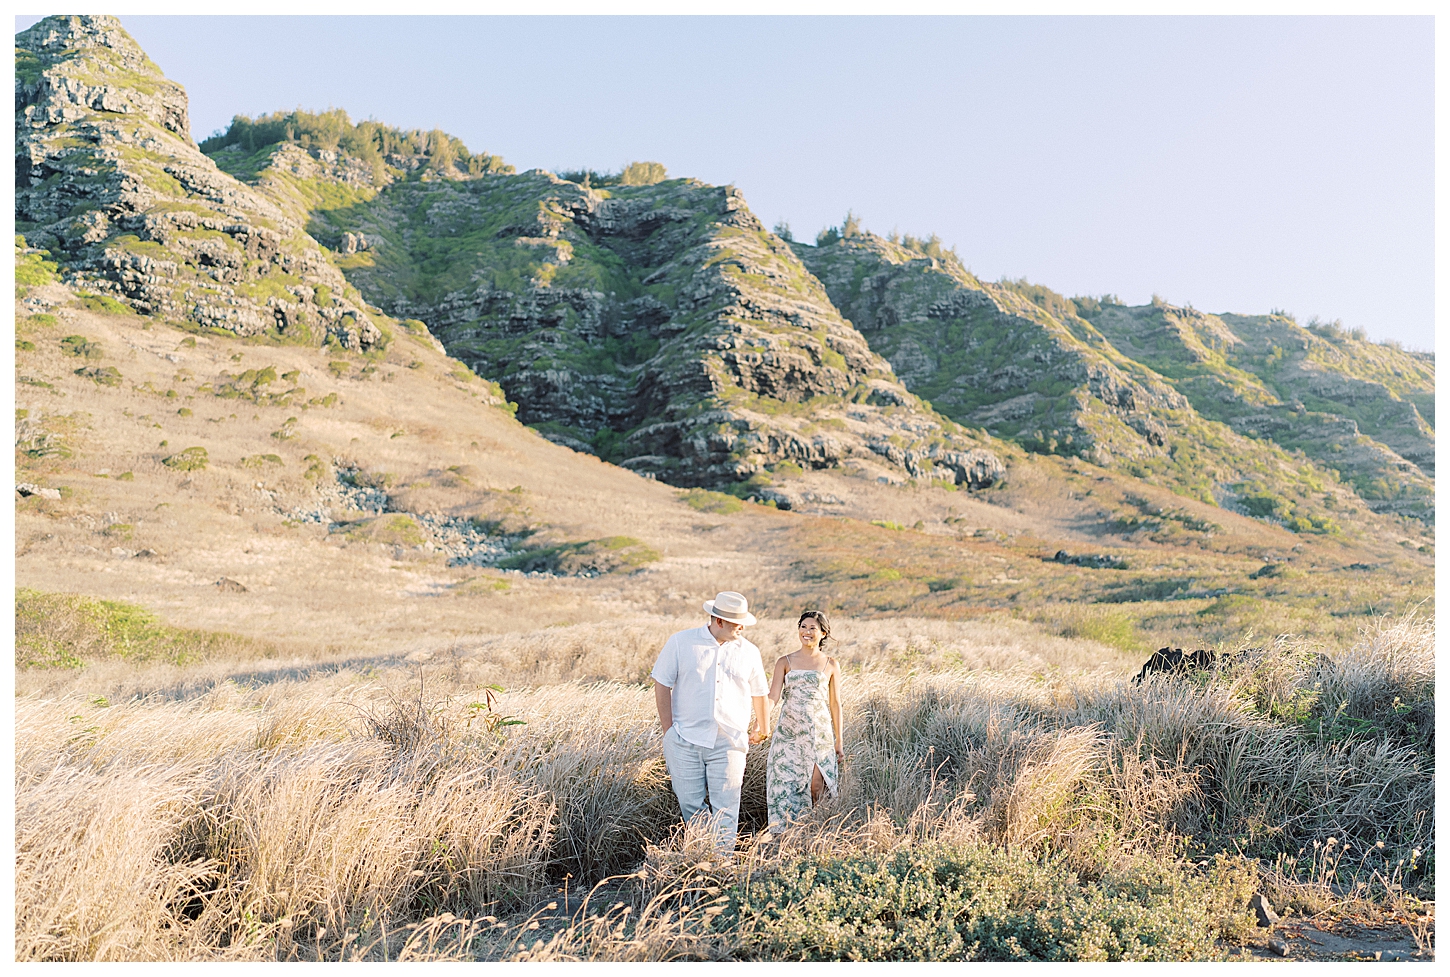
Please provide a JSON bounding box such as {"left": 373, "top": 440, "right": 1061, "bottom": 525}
{"left": 703, "top": 591, "right": 756, "bottom": 626}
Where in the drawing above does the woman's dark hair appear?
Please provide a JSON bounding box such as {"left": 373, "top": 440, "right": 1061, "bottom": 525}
{"left": 798, "top": 610, "right": 832, "bottom": 650}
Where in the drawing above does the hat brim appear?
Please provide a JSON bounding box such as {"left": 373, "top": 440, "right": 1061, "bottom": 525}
{"left": 703, "top": 601, "right": 757, "bottom": 626}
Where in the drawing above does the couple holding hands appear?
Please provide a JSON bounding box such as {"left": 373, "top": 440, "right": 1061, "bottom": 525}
{"left": 652, "top": 591, "right": 843, "bottom": 852}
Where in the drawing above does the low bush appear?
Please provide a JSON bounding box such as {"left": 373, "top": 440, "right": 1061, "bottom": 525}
{"left": 15, "top": 243, "right": 60, "bottom": 286}
{"left": 74, "top": 365, "right": 122, "bottom": 386}
{"left": 721, "top": 843, "right": 1252, "bottom": 961}
{"left": 498, "top": 536, "right": 662, "bottom": 575}
{"left": 680, "top": 488, "right": 744, "bottom": 515}
{"left": 162, "top": 446, "right": 209, "bottom": 471}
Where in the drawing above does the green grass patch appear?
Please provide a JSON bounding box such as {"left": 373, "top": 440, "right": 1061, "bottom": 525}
{"left": 15, "top": 588, "right": 270, "bottom": 668}
{"left": 74, "top": 292, "right": 134, "bottom": 316}
{"left": 1057, "top": 606, "right": 1142, "bottom": 652}
{"left": 334, "top": 513, "right": 428, "bottom": 547}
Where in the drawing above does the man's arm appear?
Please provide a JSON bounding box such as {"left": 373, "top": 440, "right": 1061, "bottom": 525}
{"left": 654, "top": 680, "right": 673, "bottom": 734}
{"left": 750, "top": 695, "right": 770, "bottom": 744}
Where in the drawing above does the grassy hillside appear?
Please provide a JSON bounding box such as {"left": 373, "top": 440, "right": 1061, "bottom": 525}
{"left": 796, "top": 231, "right": 1432, "bottom": 538}
{"left": 1084, "top": 302, "right": 1433, "bottom": 520}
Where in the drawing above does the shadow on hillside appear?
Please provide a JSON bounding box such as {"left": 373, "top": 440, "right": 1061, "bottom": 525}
{"left": 131, "top": 654, "right": 415, "bottom": 702}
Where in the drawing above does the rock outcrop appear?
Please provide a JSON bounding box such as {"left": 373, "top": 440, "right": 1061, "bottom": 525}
{"left": 287, "top": 163, "right": 1007, "bottom": 489}
{"left": 15, "top": 15, "right": 384, "bottom": 350}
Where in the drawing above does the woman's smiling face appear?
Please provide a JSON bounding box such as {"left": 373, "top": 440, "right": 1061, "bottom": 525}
{"left": 798, "top": 617, "right": 821, "bottom": 646}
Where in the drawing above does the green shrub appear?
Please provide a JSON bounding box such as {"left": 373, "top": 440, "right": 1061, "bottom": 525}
{"left": 15, "top": 247, "right": 59, "bottom": 286}
{"left": 162, "top": 446, "right": 209, "bottom": 471}
{"left": 199, "top": 107, "right": 511, "bottom": 179}
{"left": 1238, "top": 493, "right": 1285, "bottom": 520}
{"left": 75, "top": 292, "right": 133, "bottom": 316}
{"left": 680, "top": 488, "right": 744, "bottom": 515}
{"left": 73, "top": 365, "right": 122, "bottom": 386}
{"left": 335, "top": 514, "right": 427, "bottom": 547}
{"left": 341, "top": 468, "right": 393, "bottom": 489}
{"left": 498, "top": 536, "right": 661, "bottom": 575}
{"left": 619, "top": 161, "right": 668, "bottom": 186}
{"left": 59, "top": 334, "right": 101, "bottom": 358}
{"left": 720, "top": 843, "right": 1248, "bottom": 961}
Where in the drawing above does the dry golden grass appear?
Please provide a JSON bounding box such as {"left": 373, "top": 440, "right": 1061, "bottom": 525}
{"left": 13, "top": 609, "right": 1433, "bottom": 961}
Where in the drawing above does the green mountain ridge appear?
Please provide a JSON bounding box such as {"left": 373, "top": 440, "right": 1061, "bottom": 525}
{"left": 15, "top": 14, "right": 1433, "bottom": 538}
{"left": 201, "top": 110, "right": 1010, "bottom": 493}
{"left": 794, "top": 231, "right": 1433, "bottom": 528}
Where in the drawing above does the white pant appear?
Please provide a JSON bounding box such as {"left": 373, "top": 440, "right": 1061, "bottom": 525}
{"left": 661, "top": 725, "right": 747, "bottom": 852}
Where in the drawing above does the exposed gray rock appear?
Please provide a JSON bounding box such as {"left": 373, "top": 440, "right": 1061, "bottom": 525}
{"left": 15, "top": 15, "right": 384, "bottom": 351}
{"left": 1251, "top": 893, "right": 1279, "bottom": 928}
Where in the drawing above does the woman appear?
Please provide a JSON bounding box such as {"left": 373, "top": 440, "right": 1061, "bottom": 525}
{"left": 765, "top": 610, "right": 844, "bottom": 832}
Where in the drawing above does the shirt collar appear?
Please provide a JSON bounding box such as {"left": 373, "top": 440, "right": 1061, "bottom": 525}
{"left": 702, "top": 624, "right": 739, "bottom": 647}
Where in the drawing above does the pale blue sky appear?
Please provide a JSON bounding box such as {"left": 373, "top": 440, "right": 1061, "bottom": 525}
{"left": 18, "top": 15, "right": 1435, "bottom": 349}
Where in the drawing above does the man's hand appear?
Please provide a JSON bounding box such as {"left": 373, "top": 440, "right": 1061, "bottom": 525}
{"left": 750, "top": 694, "right": 769, "bottom": 745}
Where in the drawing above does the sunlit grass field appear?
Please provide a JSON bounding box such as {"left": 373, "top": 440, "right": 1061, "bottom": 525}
{"left": 15, "top": 604, "right": 1433, "bottom": 961}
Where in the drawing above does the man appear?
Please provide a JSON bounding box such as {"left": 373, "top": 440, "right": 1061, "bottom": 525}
{"left": 652, "top": 590, "right": 770, "bottom": 853}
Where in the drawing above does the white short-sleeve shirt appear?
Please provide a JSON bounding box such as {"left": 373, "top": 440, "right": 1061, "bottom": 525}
{"left": 651, "top": 625, "right": 769, "bottom": 751}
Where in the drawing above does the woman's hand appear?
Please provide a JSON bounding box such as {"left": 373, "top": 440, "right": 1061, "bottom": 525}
{"left": 835, "top": 745, "right": 846, "bottom": 766}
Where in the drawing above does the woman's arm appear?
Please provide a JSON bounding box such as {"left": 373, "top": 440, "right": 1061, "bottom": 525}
{"left": 768, "top": 656, "right": 788, "bottom": 704}
{"left": 827, "top": 658, "right": 844, "bottom": 758}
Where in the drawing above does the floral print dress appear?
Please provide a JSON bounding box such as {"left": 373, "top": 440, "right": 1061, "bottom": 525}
{"left": 766, "top": 668, "right": 839, "bottom": 830}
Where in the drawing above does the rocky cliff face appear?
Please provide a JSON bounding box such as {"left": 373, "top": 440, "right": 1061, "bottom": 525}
{"left": 14, "top": 16, "right": 384, "bottom": 351}
{"left": 275, "top": 160, "right": 1006, "bottom": 491}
